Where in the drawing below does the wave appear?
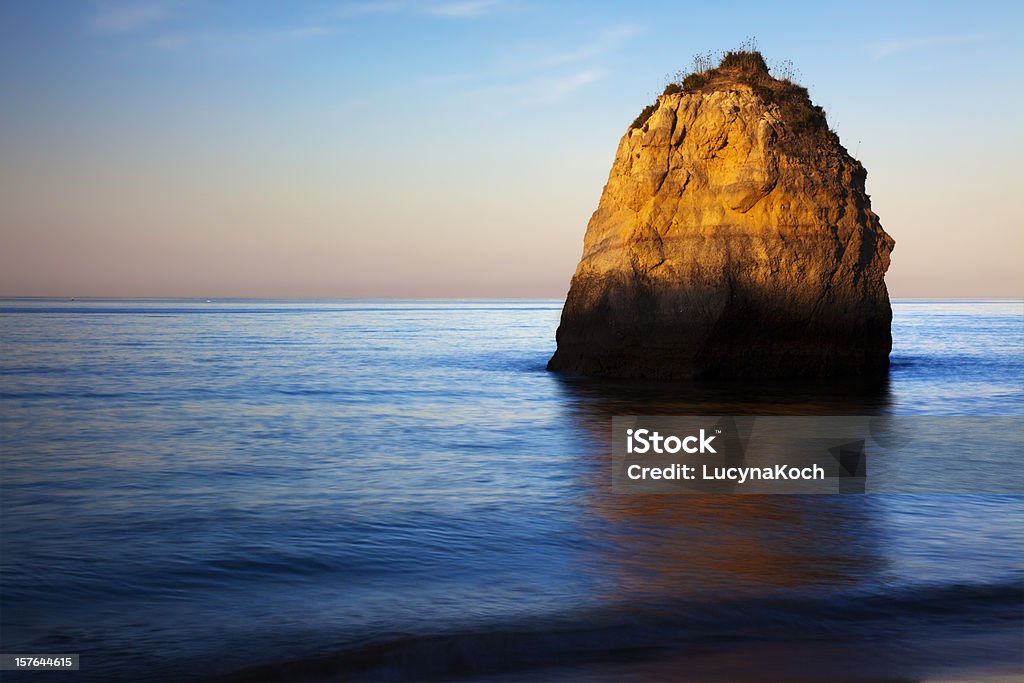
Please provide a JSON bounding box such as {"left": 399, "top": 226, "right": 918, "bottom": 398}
{"left": 209, "top": 578, "right": 1023, "bottom": 682}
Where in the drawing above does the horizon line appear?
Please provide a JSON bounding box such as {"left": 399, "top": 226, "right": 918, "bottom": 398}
{"left": 1, "top": 296, "right": 1022, "bottom": 303}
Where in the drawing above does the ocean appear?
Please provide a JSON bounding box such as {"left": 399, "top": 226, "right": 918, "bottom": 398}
{"left": 1, "top": 299, "right": 1022, "bottom": 682}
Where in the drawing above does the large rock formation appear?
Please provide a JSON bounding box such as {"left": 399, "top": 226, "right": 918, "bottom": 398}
{"left": 548, "top": 52, "right": 894, "bottom": 379}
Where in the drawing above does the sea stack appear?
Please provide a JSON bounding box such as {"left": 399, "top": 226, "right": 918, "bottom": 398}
{"left": 548, "top": 51, "right": 895, "bottom": 379}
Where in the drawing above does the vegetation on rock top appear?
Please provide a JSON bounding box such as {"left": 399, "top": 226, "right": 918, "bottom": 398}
{"left": 629, "top": 40, "right": 841, "bottom": 161}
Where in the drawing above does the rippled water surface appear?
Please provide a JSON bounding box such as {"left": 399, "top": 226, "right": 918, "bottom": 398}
{"left": 1, "top": 299, "right": 1022, "bottom": 681}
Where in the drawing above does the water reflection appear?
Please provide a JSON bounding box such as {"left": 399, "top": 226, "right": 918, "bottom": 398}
{"left": 555, "top": 374, "right": 892, "bottom": 425}
{"left": 556, "top": 376, "right": 889, "bottom": 603}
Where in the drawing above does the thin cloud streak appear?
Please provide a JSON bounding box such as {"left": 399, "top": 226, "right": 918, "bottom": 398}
{"left": 524, "top": 69, "right": 601, "bottom": 104}
{"left": 327, "top": 0, "right": 502, "bottom": 20}
{"left": 438, "top": 23, "right": 635, "bottom": 106}
{"left": 118, "top": 0, "right": 503, "bottom": 51}
{"left": 328, "top": 1, "right": 409, "bottom": 19}
{"left": 152, "top": 25, "right": 333, "bottom": 51}
{"left": 870, "top": 34, "right": 988, "bottom": 60}
{"left": 536, "top": 24, "right": 640, "bottom": 67}
{"left": 472, "top": 69, "right": 602, "bottom": 106}
{"left": 90, "top": 1, "right": 169, "bottom": 33}
{"left": 425, "top": 1, "right": 501, "bottom": 18}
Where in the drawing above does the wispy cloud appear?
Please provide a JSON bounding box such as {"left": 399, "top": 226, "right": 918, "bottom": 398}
{"left": 425, "top": 1, "right": 500, "bottom": 18}
{"left": 90, "top": 1, "right": 169, "bottom": 33}
{"left": 452, "top": 22, "right": 637, "bottom": 107}
{"left": 869, "top": 34, "right": 987, "bottom": 60}
{"left": 329, "top": 1, "right": 409, "bottom": 19}
{"left": 325, "top": 0, "right": 503, "bottom": 20}
{"left": 473, "top": 68, "right": 602, "bottom": 106}
{"left": 95, "top": 0, "right": 506, "bottom": 50}
{"left": 152, "top": 25, "right": 333, "bottom": 51}
{"left": 535, "top": 24, "right": 640, "bottom": 67}
{"left": 525, "top": 69, "right": 601, "bottom": 103}
{"left": 132, "top": 0, "right": 504, "bottom": 51}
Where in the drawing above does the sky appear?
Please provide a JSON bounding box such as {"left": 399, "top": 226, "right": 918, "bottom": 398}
{"left": 0, "top": 0, "right": 1021, "bottom": 298}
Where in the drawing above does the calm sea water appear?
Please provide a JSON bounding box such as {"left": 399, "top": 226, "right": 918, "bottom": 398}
{"left": 1, "top": 299, "right": 1022, "bottom": 682}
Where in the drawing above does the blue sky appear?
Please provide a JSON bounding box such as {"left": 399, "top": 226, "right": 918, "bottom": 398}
{"left": 1, "top": 1, "right": 1021, "bottom": 297}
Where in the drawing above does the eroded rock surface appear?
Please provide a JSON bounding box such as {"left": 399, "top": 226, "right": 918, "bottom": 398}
{"left": 548, "top": 57, "right": 895, "bottom": 379}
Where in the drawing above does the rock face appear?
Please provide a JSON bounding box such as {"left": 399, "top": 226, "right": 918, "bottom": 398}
{"left": 548, "top": 53, "right": 895, "bottom": 379}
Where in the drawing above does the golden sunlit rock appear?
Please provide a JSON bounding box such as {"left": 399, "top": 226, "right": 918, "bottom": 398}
{"left": 549, "top": 51, "right": 895, "bottom": 379}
